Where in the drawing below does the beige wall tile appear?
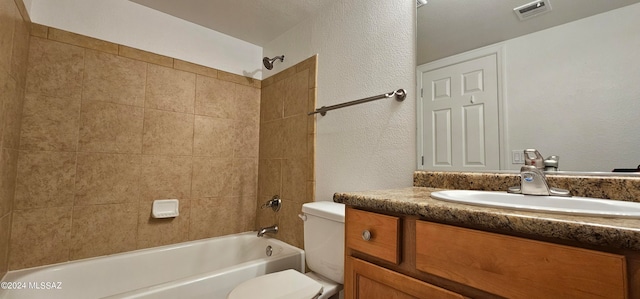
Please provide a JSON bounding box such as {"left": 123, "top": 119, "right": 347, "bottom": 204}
{"left": 189, "top": 196, "right": 254, "bottom": 240}
{"left": 0, "top": 149, "right": 18, "bottom": 216}
{"left": 307, "top": 134, "right": 315, "bottom": 181}
{"left": 4, "top": 23, "right": 265, "bottom": 270}
{"left": 174, "top": 59, "right": 217, "bottom": 78}
{"left": 0, "top": 0, "right": 16, "bottom": 74}
{"left": 233, "top": 120, "right": 259, "bottom": 159}
{"left": 140, "top": 155, "right": 192, "bottom": 201}
{"left": 232, "top": 158, "right": 257, "bottom": 198}
{"left": 238, "top": 196, "right": 257, "bottom": 232}
{"left": 10, "top": 14, "right": 30, "bottom": 87}
{"left": 137, "top": 199, "right": 190, "bottom": 249}
{"left": 13, "top": 0, "right": 29, "bottom": 23}
{"left": 0, "top": 214, "right": 10, "bottom": 275}
{"left": 271, "top": 67, "right": 297, "bottom": 87}
{"left": 25, "top": 37, "right": 84, "bottom": 99}
{"left": 235, "top": 84, "right": 260, "bottom": 122}
{"left": 275, "top": 199, "right": 305, "bottom": 249}
{"left": 306, "top": 181, "right": 315, "bottom": 203}
{"left": 75, "top": 153, "right": 141, "bottom": 205}
{"left": 258, "top": 119, "right": 283, "bottom": 159}
{"left": 79, "top": 101, "right": 144, "bottom": 154}
{"left": 307, "top": 88, "right": 317, "bottom": 134}
{"left": 2, "top": 85, "right": 23, "bottom": 149}
{"left": 255, "top": 195, "right": 277, "bottom": 230}
{"left": 217, "top": 70, "right": 260, "bottom": 89}
{"left": 258, "top": 159, "right": 281, "bottom": 198}
{"left": 283, "top": 69, "right": 309, "bottom": 117}
{"left": 48, "top": 28, "right": 118, "bottom": 54}
{"left": 83, "top": 49, "right": 146, "bottom": 107}
{"left": 282, "top": 158, "right": 307, "bottom": 202}
{"left": 118, "top": 45, "right": 173, "bottom": 68}
{"left": 20, "top": 93, "right": 80, "bottom": 151}
{"left": 193, "top": 115, "right": 233, "bottom": 158}
{"left": 260, "top": 81, "right": 283, "bottom": 122}
{"left": 9, "top": 207, "right": 72, "bottom": 270}
{"left": 70, "top": 203, "right": 138, "bottom": 260}
{"left": 195, "top": 75, "right": 236, "bottom": 119}
{"left": 0, "top": 70, "right": 13, "bottom": 147}
{"left": 261, "top": 75, "right": 275, "bottom": 88}
{"left": 295, "top": 55, "right": 318, "bottom": 88}
{"left": 146, "top": 64, "right": 196, "bottom": 113}
{"left": 283, "top": 115, "right": 307, "bottom": 159}
{"left": 14, "top": 150, "right": 76, "bottom": 210}
{"left": 191, "top": 157, "right": 232, "bottom": 198}
{"left": 29, "top": 23, "right": 47, "bottom": 38}
{"left": 255, "top": 56, "right": 316, "bottom": 249}
{"left": 142, "top": 109, "right": 194, "bottom": 156}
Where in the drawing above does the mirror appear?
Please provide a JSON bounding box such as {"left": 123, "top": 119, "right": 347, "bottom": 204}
{"left": 417, "top": 0, "right": 640, "bottom": 173}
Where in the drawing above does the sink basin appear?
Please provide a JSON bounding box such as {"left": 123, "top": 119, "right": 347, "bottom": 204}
{"left": 430, "top": 190, "right": 640, "bottom": 218}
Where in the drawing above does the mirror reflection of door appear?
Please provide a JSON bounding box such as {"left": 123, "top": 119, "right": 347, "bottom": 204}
{"left": 420, "top": 54, "right": 499, "bottom": 171}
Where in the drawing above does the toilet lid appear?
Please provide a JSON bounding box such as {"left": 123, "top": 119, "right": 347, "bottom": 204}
{"left": 227, "top": 269, "right": 323, "bottom": 299}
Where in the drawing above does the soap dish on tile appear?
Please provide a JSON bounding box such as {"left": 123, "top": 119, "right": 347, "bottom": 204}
{"left": 152, "top": 199, "right": 179, "bottom": 218}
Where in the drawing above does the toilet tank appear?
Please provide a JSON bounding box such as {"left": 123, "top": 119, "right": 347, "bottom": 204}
{"left": 301, "top": 201, "right": 345, "bottom": 284}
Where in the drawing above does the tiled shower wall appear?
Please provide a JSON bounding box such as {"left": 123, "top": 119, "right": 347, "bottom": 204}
{"left": 8, "top": 25, "right": 261, "bottom": 270}
{"left": 0, "top": 0, "right": 30, "bottom": 277}
{"left": 256, "top": 57, "right": 317, "bottom": 249}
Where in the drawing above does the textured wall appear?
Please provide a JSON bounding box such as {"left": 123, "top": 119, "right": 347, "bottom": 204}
{"left": 256, "top": 56, "right": 316, "bottom": 249}
{"left": 263, "top": 0, "right": 417, "bottom": 201}
{"left": 504, "top": 3, "right": 640, "bottom": 172}
{"left": 8, "top": 26, "right": 260, "bottom": 270}
{"left": 0, "top": 0, "right": 30, "bottom": 278}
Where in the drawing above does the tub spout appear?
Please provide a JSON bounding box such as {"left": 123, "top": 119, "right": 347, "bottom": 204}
{"left": 257, "top": 225, "right": 278, "bottom": 237}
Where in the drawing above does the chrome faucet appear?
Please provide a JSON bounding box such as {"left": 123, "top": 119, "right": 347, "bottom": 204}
{"left": 257, "top": 225, "right": 278, "bottom": 237}
{"left": 508, "top": 165, "right": 570, "bottom": 196}
{"left": 524, "top": 149, "right": 560, "bottom": 171}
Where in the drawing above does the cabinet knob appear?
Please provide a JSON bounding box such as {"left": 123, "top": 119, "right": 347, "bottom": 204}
{"left": 362, "top": 230, "right": 372, "bottom": 241}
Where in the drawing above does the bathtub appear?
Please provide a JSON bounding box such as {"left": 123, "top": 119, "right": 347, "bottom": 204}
{"left": 0, "top": 232, "right": 304, "bottom": 299}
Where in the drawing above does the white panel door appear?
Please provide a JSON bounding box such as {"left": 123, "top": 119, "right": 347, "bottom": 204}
{"left": 421, "top": 54, "right": 499, "bottom": 171}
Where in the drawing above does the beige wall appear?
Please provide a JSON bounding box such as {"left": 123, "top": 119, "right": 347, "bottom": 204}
{"left": 8, "top": 25, "right": 261, "bottom": 270}
{"left": 256, "top": 57, "right": 317, "bottom": 249}
{"left": 0, "top": 0, "right": 30, "bottom": 277}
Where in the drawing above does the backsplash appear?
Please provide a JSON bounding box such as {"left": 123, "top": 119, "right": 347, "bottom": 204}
{"left": 9, "top": 24, "right": 261, "bottom": 270}
{"left": 414, "top": 171, "right": 640, "bottom": 202}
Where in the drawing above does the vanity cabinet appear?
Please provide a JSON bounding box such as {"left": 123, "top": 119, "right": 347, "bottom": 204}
{"left": 344, "top": 206, "right": 638, "bottom": 299}
{"left": 345, "top": 208, "right": 467, "bottom": 299}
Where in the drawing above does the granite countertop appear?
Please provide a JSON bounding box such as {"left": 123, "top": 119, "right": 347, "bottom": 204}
{"left": 334, "top": 187, "right": 640, "bottom": 251}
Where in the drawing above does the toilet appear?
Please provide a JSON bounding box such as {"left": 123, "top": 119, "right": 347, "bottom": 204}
{"left": 227, "top": 201, "right": 345, "bottom": 299}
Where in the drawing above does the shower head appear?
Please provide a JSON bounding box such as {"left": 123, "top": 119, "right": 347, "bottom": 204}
{"left": 263, "top": 55, "right": 285, "bottom": 70}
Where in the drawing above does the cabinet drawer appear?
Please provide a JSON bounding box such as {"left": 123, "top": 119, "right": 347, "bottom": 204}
{"left": 346, "top": 207, "right": 400, "bottom": 264}
{"left": 346, "top": 257, "right": 467, "bottom": 299}
{"left": 415, "top": 221, "right": 628, "bottom": 299}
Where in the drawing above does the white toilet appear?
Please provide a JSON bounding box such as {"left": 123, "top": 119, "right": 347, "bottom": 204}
{"left": 227, "top": 201, "right": 345, "bottom": 299}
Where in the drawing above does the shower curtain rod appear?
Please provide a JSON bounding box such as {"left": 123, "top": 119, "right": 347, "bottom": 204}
{"left": 308, "top": 88, "right": 407, "bottom": 116}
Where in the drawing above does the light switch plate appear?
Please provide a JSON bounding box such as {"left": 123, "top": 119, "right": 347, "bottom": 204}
{"left": 512, "top": 150, "right": 525, "bottom": 164}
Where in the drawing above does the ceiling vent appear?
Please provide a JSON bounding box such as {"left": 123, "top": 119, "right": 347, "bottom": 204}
{"left": 514, "top": 0, "right": 552, "bottom": 21}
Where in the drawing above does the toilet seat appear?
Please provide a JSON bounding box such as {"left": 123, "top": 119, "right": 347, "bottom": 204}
{"left": 227, "top": 269, "right": 323, "bottom": 299}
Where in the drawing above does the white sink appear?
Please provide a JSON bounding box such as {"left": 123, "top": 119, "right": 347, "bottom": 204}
{"left": 430, "top": 190, "right": 640, "bottom": 218}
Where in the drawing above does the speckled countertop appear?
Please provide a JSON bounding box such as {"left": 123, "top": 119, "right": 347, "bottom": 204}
{"left": 334, "top": 187, "right": 640, "bottom": 251}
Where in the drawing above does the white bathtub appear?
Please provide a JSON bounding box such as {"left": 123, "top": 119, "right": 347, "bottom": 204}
{"left": 0, "top": 232, "right": 304, "bottom": 299}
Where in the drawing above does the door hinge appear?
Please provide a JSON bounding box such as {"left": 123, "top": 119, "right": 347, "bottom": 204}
{"left": 421, "top": 156, "right": 424, "bottom": 165}
{"left": 421, "top": 88, "right": 423, "bottom": 98}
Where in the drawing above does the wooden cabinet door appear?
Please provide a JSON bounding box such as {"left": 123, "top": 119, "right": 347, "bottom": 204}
{"left": 415, "top": 221, "right": 628, "bottom": 299}
{"left": 345, "top": 257, "right": 467, "bottom": 299}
